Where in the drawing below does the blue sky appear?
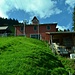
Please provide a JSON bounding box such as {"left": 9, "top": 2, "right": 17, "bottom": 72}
{"left": 0, "top": 0, "right": 75, "bottom": 30}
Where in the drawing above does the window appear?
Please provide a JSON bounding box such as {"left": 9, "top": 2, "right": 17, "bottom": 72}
{"left": 30, "top": 34, "right": 40, "bottom": 39}
{"left": 46, "top": 26, "right": 50, "bottom": 30}
{"left": 34, "top": 26, "right": 37, "bottom": 31}
{"left": 33, "top": 19, "right": 38, "bottom": 23}
{"left": 20, "top": 26, "right": 24, "bottom": 32}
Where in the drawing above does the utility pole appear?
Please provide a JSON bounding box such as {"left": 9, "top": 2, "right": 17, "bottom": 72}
{"left": 23, "top": 19, "right": 28, "bottom": 36}
{"left": 38, "top": 23, "right": 39, "bottom": 39}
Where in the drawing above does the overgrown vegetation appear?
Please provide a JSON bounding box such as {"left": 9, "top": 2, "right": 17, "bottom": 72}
{"left": 0, "top": 37, "right": 75, "bottom": 75}
{"left": 0, "top": 17, "right": 20, "bottom": 33}
{"left": 0, "top": 17, "right": 19, "bottom": 25}
{"left": 58, "top": 56, "right": 75, "bottom": 75}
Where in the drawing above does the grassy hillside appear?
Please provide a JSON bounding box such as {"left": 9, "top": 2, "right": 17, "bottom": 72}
{"left": 0, "top": 37, "right": 74, "bottom": 75}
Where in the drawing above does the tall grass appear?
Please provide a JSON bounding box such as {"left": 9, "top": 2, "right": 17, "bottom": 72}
{"left": 0, "top": 37, "right": 74, "bottom": 75}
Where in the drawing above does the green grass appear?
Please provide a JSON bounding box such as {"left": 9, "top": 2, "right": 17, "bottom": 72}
{"left": 57, "top": 56, "right": 75, "bottom": 74}
{"left": 0, "top": 37, "right": 74, "bottom": 75}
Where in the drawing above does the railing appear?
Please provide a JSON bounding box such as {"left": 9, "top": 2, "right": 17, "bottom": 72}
{"left": 0, "top": 33, "right": 14, "bottom": 37}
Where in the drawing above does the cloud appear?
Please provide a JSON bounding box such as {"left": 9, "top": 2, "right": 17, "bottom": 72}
{"left": 0, "top": 12, "right": 8, "bottom": 18}
{"left": 0, "top": 0, "right": 9, "bottom": 18}
{"left": 65, "top": 0, "right": 75, "bottom": 8}
{"left": 57, "top": 23, "right": 72, "bottom": 31}
{"left": 0, "top": 0, "right": 62, "bottom": 18}
{"left": 57, "top": 25, "right": 66, "bottom": 31}
{"left": 65, "top": 0, "right": 75, "bottom": 13}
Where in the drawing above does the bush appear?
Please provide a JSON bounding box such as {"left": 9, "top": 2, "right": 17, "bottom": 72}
{"left": 51, "top": 67, "right": 68, "bottom": 75}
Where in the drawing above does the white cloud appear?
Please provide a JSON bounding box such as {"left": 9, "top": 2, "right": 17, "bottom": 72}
{"left": 0, "top": 12, "right": 8, "bottom": 18}
{"left": 57, "top": 23, "right": 72, "bottom": 31}
{"left": 65, "top": 0, "right": 75, "bottom": 13}
{"left": 0, "top": 0, "right": 8, "bottom": 18}
{"left": 0, "top": 0, "right": 62, "bottom": 18}
{"left": 57, "top": 25, "right": 66, "bottom": 31}
{"left": 65, "top": 0, "right": 75, "bottom": 8}
{"left": 19, "top": 20, "right": 23, "bottom": 23}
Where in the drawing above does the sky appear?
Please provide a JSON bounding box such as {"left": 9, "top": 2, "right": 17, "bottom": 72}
{"left": 0, "top": 0, "right": 75, "bottom": 30}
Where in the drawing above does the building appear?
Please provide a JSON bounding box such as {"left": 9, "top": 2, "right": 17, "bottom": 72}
{"left": 14, "top": 16, "right": 57, "bottom": 41}
{"left": 14, "top": 16, "right": 75, "bottom": 55}
{"left": 46, "top": 32, "right": 75, "bottom": 54}
{"left": 0, "top": 26, "right": 11, "bottom": 36}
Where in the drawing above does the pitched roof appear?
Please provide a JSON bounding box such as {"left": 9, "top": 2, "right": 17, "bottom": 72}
{"left": 14, "top": 23, "right": 57, "bottom": 26}
{"left": 0, "top": 26, "right": 8, "bottom": 30}
{"left": 31, "top": 16, "right": 39, "bottom": 21}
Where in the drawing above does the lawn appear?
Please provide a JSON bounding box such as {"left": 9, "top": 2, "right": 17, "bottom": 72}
{"left": 0, "top": 37, "right": 74, "bottom": 75}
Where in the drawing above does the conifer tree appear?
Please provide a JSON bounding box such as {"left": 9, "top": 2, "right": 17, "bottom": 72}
{"left": 72, "top": 6, "right": 75, "bottom": 31}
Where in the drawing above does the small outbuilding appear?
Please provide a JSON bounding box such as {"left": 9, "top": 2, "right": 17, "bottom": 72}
{"left": 46, "top": 32, "right": 75, "bottom": 54}
{"left": 0, "top": 26, "right": 11, "bottom": 36}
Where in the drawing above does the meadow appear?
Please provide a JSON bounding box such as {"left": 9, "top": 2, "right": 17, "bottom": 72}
{"left": 0, "top": 37, "right": 75, "bottom": 75}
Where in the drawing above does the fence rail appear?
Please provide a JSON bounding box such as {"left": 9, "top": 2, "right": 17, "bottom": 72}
{"left": 0, "top": 33, "right": 14, "bottom": 37}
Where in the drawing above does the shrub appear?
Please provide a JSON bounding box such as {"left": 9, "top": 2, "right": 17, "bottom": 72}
{"left": 51, "top": 67, "right": 68, "bottom": 75}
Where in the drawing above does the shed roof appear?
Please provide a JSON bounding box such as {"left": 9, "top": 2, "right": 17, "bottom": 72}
{"left": 46, "top": 32, "right": 75, "bottom": 35}
{"left": 0, "top": 26, "right": 8, "bottom": 30}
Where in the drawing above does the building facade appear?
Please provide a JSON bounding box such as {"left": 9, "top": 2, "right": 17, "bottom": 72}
{"left": 14, "top": 16, "right": 57, "bottom": 41}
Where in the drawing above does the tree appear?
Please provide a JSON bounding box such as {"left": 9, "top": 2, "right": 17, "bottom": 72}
{"left": 72, "top": 6, "right": 75, "bottom": 31}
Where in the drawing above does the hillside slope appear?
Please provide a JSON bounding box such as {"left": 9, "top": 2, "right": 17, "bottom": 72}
{"left": 0, "top": 37, "right": 69, "bottom": 75}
